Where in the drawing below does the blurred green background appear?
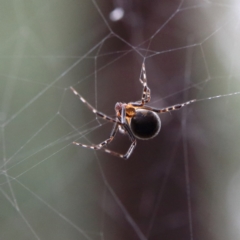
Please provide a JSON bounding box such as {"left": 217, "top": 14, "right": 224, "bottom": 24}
{"left": 0, "top": 1, "right": 240, "bottom": 240}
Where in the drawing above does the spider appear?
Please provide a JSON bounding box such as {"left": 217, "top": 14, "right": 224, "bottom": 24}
{"left": 70, "top": 63, "right": 195, "bottom": 159}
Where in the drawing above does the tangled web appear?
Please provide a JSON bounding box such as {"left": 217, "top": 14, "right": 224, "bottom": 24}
{"left": 1, "top": 0, "right": 240, "bottom": 239}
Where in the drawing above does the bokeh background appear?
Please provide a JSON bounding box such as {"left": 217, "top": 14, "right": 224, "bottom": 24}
{"left": 1, "top": 0, "right": 240, "bottom": 239}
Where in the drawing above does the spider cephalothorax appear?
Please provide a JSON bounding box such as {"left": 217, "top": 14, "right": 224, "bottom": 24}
{"left": 71, "top": 63, "right": 195, "bottom": 159}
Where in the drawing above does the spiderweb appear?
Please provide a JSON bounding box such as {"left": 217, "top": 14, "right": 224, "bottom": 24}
{"left": 1, "top": 0, "right": 240, "bottom": 239}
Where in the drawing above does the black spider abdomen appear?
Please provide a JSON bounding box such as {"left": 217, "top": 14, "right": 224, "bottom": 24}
{"left": 130, "top": 109, "right": 161, "bottom": 140}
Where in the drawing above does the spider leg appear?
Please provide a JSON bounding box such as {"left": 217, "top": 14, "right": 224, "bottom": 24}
{"left": 120, "top": 124, "right": 137, "bottom": 159}
{"left": 118, "top": 106, "right": 137, "bottom": 159}
{"left": 73, "top": 122, "right": 136, "bottom": 159}
{"left": 71, "top": 92, "right": 137, "bottom": 159}
{"left": 70, "top": 87, "right": 121, "bottom": 124}
{"left": 140, "top": 63, "right": 151, "bottom": 104}
{"left": 149, "top": 99, "right": 196, "bottom": 113}
{"left": 102, "top": 135, "right": 136, "bottom": 159}
{"left": 73, "top": 122, "right": 118, "bottom": 150}
{"left": 102, "top": 106, "right": 137, "bottom": 159}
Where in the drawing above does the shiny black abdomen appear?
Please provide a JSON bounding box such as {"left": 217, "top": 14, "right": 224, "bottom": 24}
{"left": 130, "top": 109, "right": 161, "bottom": 140}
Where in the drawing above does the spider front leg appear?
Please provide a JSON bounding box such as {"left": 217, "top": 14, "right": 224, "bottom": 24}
{"left": 150, "top": 99, "right": 196, "bottom": 113}
{"left": 70, "top": 87, "right": 119, "bottom": 124}
{"left": 140, "top": 63, "right": 151, "bottom": 104}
